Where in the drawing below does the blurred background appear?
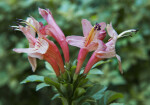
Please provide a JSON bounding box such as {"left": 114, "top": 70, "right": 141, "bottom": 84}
{"left": 0, "top": 0, "right": 150, "bottom": 105}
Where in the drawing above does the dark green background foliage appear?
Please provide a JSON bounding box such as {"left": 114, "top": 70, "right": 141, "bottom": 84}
{"left": 0, "top": 0, "right": 150, "bottom": 105}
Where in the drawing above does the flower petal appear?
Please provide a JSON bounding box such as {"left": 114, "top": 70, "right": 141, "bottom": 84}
{"left": 96, "top": 40, "right": 107, "bottom": 51}
{"left": 99, "top": 22, "right": 106, "bottom": 30}
{"left": 39, "top": 8, "right": 65, "bottom": 38}
{"left": 106, "top": 23, "right": 118, "bottom": 37}
{"left": 13, "top": 38, "right": 49, "bottom": 55}
{"left": 66, "top": 36, "right": 85, "bottom": 48}
{"left": 28, "top": 56, "right": 37, "bottom": 72}
{"left": 28, "top": 53, "right": 43, "bottom": 59}
{"left": 116, "top": 54, "right": 123, "bottom": 74}
{"left": 95, "top": 50, "right": 116, "bottom": 59}
{"left": 25, "top": 18, "right": 36, "bottom": 37}
{"left": 105, "top": 37, "right": 117, "bottom": 53}
{"left": 86, "top": 42, "right": 98, "bottom": 51}
{"left": 13, "top": 48, "right": 36, "bottom": 53}
{"left": 19, "top": 26, "right": 36, "bottom": 46}
{"left": 27, "top": 17, "right": 41, "bottom": 32}
{"left": 81, "top": 19, "right": 92, "bottom": 37}
{"left": 38, "top": 8, "right": 56, "bottom": 27}
{"left": 35, "top": 38, "right": 49, "bottom": 54}
{"left": 46, "top": 26, "right": 65, "bottom": 40}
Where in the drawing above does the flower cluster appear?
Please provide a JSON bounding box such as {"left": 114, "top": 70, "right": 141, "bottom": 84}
{"left": 13, "top": 8, "right": 137, "bottom": 76}
{"left": 12, "top": 8, "right": 69, "bottom": 76}
{"left": 67, "top": 20, "right": 137, "bottom": 74}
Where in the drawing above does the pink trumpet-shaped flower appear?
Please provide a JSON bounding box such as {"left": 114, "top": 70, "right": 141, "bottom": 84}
{"left": 66, "top": 19, "right": 106, "bottom": 74}
{"left": 84, "top": 23, "right": 137, "bottom": 74}
{"left": 13, "top": 17, "right": 65, "bottom": 75}
{"left": 38, "top": 8, "right": 70, "bottom": 63}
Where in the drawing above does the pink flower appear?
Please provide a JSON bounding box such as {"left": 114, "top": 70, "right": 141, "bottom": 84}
{"left": 66, "top": 19, "right": 106, "bottom": 50}
{"left": 83, "top": 23, "right": 137, "bottom": 74}
{"left": 13, "top": 17, "right": 65, "bottom": 76}
{"left": 66, "top": 19, "right": 106, "bottom": 74}
{"left": 38, "top": 8, "right": 70, "bottom": 63}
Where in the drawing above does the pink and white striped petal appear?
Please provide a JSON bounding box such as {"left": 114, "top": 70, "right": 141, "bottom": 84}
{"left": 13, "top": 48, "right": 36, "bottom": 53}
{"left": 34, "top": 38, "right": 49, "bottom": 54}
{"left": 13, "top": 38, "right": 49, "bottom": 55}
{"left": 28, "top": 53, "right": 43, "bottom": 59}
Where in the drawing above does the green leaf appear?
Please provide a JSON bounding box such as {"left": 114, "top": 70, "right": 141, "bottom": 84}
{"left": 88, "top": 68, "right": 104, "bottom": 75}
{"left": 20, "top": 75, "right": 44, "bottom": 84}
{"left": 75, "top": 96, "right": 96, "bottom": 105}
{"left": 92, "top": 86, "right": 107, "bottom": 100}
{"left": 86, "top": 84, "right": 107, "bottom": 96}
{"left": 97, "top": 91, "right": 123, "bottom": 105}
{"left": 60, "top": 83, "right": 73, "bottom": 97}
{"left": 110, "top": 103, "right": 124, "bottom": 105}
{"left": 92, "top": 60, "right": 112, "bottom": 69}
{"left": 72, "top": 59, "right": 77, "bottom": 66}
{"left": 44, "top": 77, "right": 59, "bottom": 88}
{"left": 60, "top": 97, "right": 69, "bottom": 105}
{"left": 61, "top": 70, "right": 71, "bottom": 82}
{"left": 82, "top": 103, "right": 90, "bottom": 105}
{"left": 106, "top": 91, "right": 124, "bottom": 104}
{"left": 60, "top": 84, "right": 68, "bottom": 97}
{"left": 36, "top": 83, "right": 50, "bottom": 91}
{"left": 51, "top": 94, "right": 60, "bottom": 100}
{"left": 73, "top": 87, "right": 86, "bottom": 99}
{"left": 45, "top": 62, "right": 54, "bottom": 72}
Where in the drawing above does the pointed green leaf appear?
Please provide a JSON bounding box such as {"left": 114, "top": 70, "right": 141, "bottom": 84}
{"left": 92, "top": 86, "right": 107, "bottom": 100}
{"left": 45, "top": 62, "right": 54, "bottom": 72}
{"left": 88, "top": 68, "right": 104, "bottom": 75}
{"left": 36, "top": 83, "right": 50, "bottom": 91}
{"left": 72, "top": 59, "right": 77, "bottom": 66}
{"left": 60, "top": 97, "right": 69, "bottom": 105}
{"left": 92, "top": 60, "right": 112, "bottom": 69}
{"left": 60, "top": 84, "right": 68, "bottom": 97}
{"left": 20, "top": 75, "right": 44, "bottom": 84}
{"left": 75, "top": 96, "right": 96, "bottom": 105}
{"left": 51, "top": 94, "right": 60, "bottom": 100}
{"left": 44, "top": 77, "right": 59, "bottom": 88}
{"left": 110, "top": 103, "right": 124, "bottom": 105}
{"left": 73, "top": 87, "right": 86, "bottom": 99}
{"left": 106, "top": 91, "right": 124, "bottom": 104}
{"left": 86, "top": 84, "right": 107, "bottom": 96}
{"left": 97, "top": 91, "right": 123, "bottom": 105}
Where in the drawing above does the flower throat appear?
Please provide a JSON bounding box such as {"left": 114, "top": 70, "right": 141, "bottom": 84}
{"left": 84, "top": 23, "right": 101, "bottom": 47}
